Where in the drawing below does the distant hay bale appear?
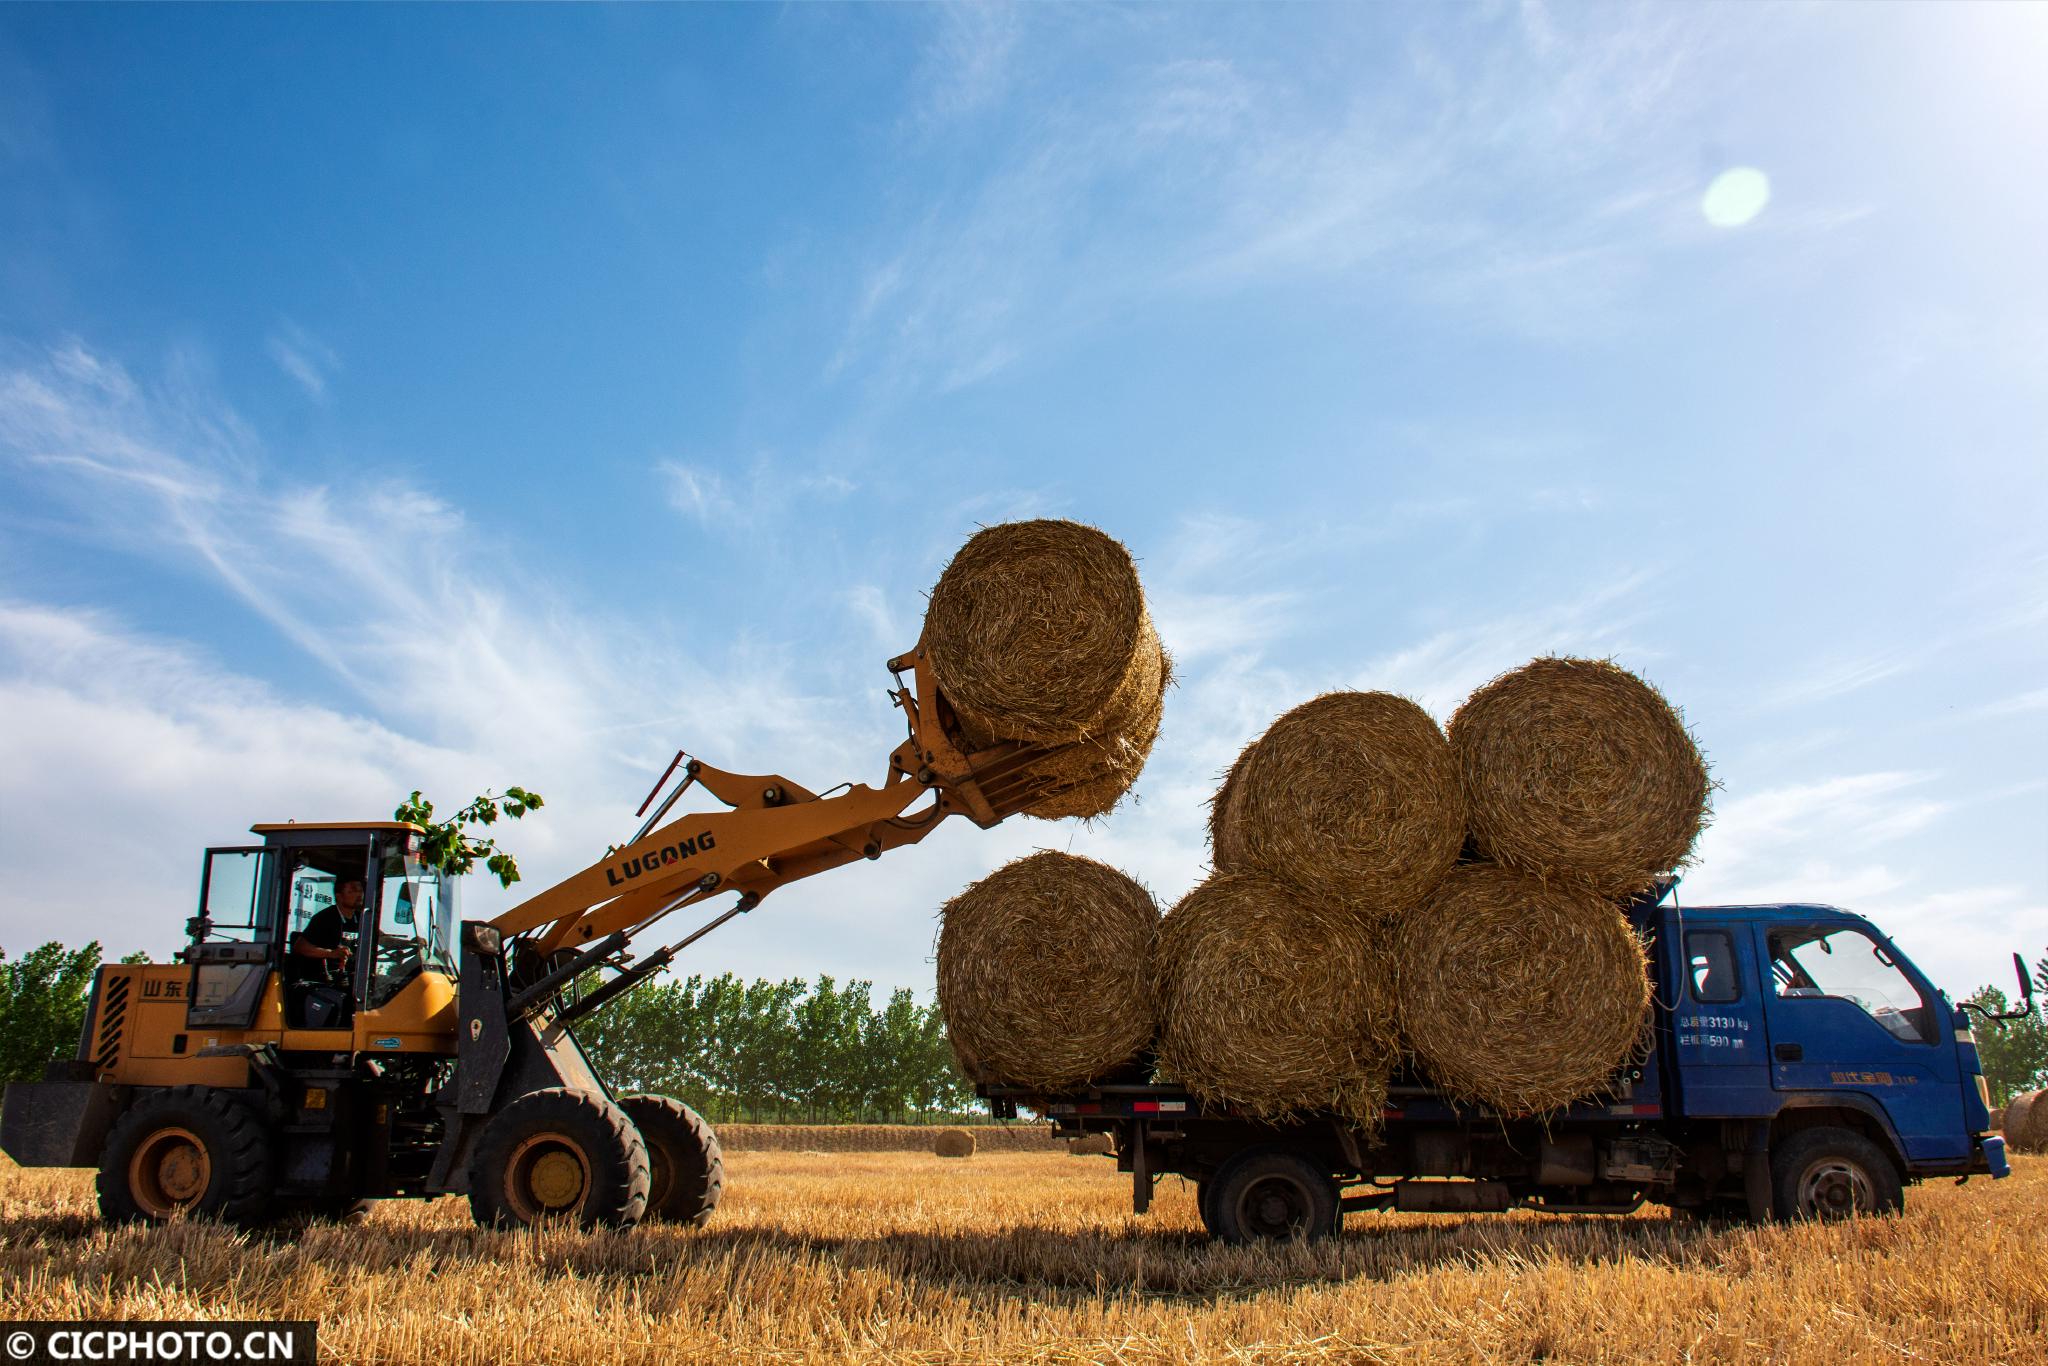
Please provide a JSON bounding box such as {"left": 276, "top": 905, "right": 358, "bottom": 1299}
{"left": 1067, "top": 1132, "right": 1116, "bottom": 1156}
{"left": 937, "top": 851, "right": 1160, "bottom": 1091}
{"left": 1395, "top": 863, "right": 1651, "bottom": 1113}
{"left": 1210, "top": 691, "right": 1464, "bottom": 918}
{"left": 1991, "top": 1104, "right": 2006, "bottom": 1135}
{"left": 1450, "top": 657, "right": 1710, "bottom": 895}
{"left": 925, "top": 519, "right": 1152, "bottom": 744}
{"left": 2011, "top": 1090, "right": 2048, "bottom": 1153}
{"left": 933, "top": 1128, "right": 976, "bottom": 1158}
{"left": 1155, "top": 872, "right": 1399, "bottom": 1126}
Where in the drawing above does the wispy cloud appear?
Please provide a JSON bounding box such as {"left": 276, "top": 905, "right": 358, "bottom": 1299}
{"left": 1349, "top": 570, "right": 1661, "bottom": 719}
{"left": 266, "top": 320, "right": 340, "bottom": 402}
{"left": 1761, "top": 650, "right": 1920, "bottom": 710}
{"left": 657, "top": 457, "right": 856, "bottom": 530}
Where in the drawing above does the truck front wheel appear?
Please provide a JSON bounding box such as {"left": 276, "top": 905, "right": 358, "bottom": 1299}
{"left": 1771, "top": 1127, "right": 1902, "bottom": 1221}
{"left": 468, "top": 1088, "right": 650, "bottom": 1229}
{"left": 1203, "top": 1148, "right": 1340, "bottom": 1244}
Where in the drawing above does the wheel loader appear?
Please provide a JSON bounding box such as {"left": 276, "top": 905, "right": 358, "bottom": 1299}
{"left": 0, "top": 644, "right": 1067, "bottom": 1229}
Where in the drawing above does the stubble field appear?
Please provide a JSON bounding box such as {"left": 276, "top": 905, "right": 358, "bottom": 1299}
{"left": 2, "top": 1148, "right": 2043, "bottom": 1364}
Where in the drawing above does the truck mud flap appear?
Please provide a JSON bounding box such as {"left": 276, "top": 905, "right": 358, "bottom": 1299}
{"left": 1, "top": 1080, "right": 121, "bottom": 1168}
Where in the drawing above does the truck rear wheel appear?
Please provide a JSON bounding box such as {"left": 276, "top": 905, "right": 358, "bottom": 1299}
{"left": 618, "top": 1093, "right": 723, "bottom": 1226}
{"left": 1203, "top": 1147, "right": 1341, "bottom": 1244}
{"left": 1771, "top": 1127, "right": 1902, "bottom": 1221}
{"left": 97, "top": 1086, "right": 275, "bottom": 1227}
{"left": 468, "top": 1088, "right": 650, "bottom": 1229}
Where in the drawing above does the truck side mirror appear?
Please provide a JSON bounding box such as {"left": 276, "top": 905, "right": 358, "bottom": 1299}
{"left": 1959, "top": 953, "right": 2039, "bottom": 1024}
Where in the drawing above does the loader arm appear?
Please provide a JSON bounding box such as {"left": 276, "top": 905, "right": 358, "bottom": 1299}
{"left": 488, "top": 640, "right": 1096, "bottom": 969}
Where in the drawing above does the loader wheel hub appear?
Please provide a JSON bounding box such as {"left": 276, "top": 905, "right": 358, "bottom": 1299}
{"left": 130, "top": 1127, "right": 210, "bottom": 1216}
{"left": 507, "top": 1133, "right": 590, "bottom": 1216}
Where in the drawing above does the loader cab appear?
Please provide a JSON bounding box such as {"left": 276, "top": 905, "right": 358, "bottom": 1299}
{"left": 185, "top": 822, "right": 453, "bottom": 1033}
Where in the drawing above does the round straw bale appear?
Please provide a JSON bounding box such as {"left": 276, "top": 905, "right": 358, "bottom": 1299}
{"left": 937, "top": 851, "right": 1159, "bottom": 1091}
{"left": 1991, "top": 1103, "right": 2006, "bottom": 1135}
{"left": 1017, "top": 629, "right": 1172, "bottom": 821}
{"left": 1067, "top": 1132, "right": 1116, "bottom": 1156}
{"left": 2000, "top": 1092, "right": 2030, "bottom": 1145}
{"left": 933, "top": 1127, "right": 976, "bottom": 1158}
{"left": 2014, "top": 1090, "right": 2048, "bottom": 1153}
{"left": 1396, "top": 863, "right": 1651, "bottom": 1113}
{"left": 1155, "top": 872, "right": 1399, "bottom": 1125}
{"left": 1450, "top": 657, "right": 1710, "bottom": 895}
{"left": 925, "top": 519, "right": 1151, "bottom": 744}
{"left": 1210, "top": 691, "right": 1464, "bottom": 918}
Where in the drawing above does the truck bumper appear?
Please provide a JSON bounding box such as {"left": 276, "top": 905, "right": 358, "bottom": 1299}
{"left": 0, "top": 1080, "right": 120, "bottom": 1168}
{"left": 1979, "top": 1134, "right": 2010, "bottom": 1179}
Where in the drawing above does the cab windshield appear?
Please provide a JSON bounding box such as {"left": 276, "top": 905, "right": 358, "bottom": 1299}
{"left": 367, "top": 846, "right": 456, "bottom": 1009}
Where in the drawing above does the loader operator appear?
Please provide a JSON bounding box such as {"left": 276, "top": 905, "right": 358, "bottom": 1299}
{"left": 286, "top": 877, "right": 361, "bottom": 1027}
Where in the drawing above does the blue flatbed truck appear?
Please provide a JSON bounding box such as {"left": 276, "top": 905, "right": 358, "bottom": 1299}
{"left": 986, "top": 886, "right": 2027, "bottom": 1243}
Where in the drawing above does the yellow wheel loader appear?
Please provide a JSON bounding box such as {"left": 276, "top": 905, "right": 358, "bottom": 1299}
{"left": 1, "top": 645, "right": 1068, "bottom": 1229}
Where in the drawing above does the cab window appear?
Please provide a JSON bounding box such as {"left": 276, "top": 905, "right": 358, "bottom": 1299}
{"left": 1685, "top": 929, "right": 1740, "bottom": 1003}
{"left": 1768, "top": 926, "right": 1934, "bottom": 1043}
{"left": 365, "top": 846, "right": 454, "bottom": 1010}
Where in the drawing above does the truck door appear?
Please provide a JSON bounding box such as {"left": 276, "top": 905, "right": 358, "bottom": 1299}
{"left": 1757, "top": 921, "right": 1964, "bottom": 1162}
{"left": 1669, "top": 918, "right": 1773, "bottom": 1115}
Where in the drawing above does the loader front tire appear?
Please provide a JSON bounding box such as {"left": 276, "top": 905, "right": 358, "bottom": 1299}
{"left": 97, "top": 1086, "right": 275, "bottom": 1227}
{"left": 468, "top": 1088, "right": 650, "bottom": 1229}
{"left": 618, "top": 1093, "right": 723, "bottom": 1227}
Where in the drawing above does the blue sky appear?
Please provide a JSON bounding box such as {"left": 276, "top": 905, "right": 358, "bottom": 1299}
{"left": 2, "top": 2, "right": 2043, "bottom": 1002}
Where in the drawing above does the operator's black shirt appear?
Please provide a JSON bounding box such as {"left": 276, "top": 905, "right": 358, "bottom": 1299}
{"left": 286, "top": 905, "right": 349, "bottom": 984}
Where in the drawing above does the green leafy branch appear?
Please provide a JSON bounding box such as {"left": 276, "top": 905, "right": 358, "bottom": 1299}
{"left": 394, "top": 786, "right": 546, "bottom": 888}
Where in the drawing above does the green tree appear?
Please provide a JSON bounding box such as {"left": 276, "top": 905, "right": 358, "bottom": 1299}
{"left": 0, "top": 941, "right": 105, "bottom": 1084}
{"left": 393, "top": 786, "right": 544, "bottom": 887}
{"left": 1967, "top": 983, "right": 2048, "bottom": 1107}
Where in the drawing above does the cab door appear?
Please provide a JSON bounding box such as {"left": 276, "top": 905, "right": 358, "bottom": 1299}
{"left": 1757, "top": 921, "right": 1964, "bottom": 1162}
{"left": 1668, "top": 917, "right": 1773, "bottom": 1116}
{"left": 186, "top": 847, "right": 278, "bottom": 1030}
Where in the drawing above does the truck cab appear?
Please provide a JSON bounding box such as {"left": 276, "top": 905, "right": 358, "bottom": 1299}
{"left": 1652, "top": 899, "right": 2004, "bottom": 1207}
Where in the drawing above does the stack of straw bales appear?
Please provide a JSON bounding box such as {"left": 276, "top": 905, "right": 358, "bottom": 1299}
{"left": 924, "top": 519, "right": 1170, "bottom": 820}
{"left": 1154, "top": 658, "right": 1707, "bottom": 1117}
{"left": 936, "top": 851, "right": 1160, "bottom": 1092}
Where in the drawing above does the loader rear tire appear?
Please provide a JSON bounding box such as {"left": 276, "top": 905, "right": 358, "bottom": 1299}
{"left": 618, "top": 1093, "right": 723, "bottom": 1227}
{"left": 468, "top": 1088, "right": 650, "bottom": 1229}
{"left": 97, "top": 1086, "right": 275, "bottom": 1227}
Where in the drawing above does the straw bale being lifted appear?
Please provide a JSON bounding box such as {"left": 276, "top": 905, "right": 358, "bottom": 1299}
{"left": 1450, "top": 657, "right": 1710, "bottom": 895}
{"left": 1155, "top": 872, "right": 1399, "bottom": 1125}
{"left": 1396, "top": 864, "right": 1651, "bottom": 1114}
{"left": 936, "top": 851, "right": 1159, "bottom": 1092}
{"left": 933, "top": 1128, "right": 976, "bottom": 1158}
{"left": 1210, "top": 691, "right": 1464, "bottom": 918}
{"left": 926, "top": 519, "right": 1153, "bottom": 744}
{"left": 1012, "top": 637, "right": 1171, "bottom": 821}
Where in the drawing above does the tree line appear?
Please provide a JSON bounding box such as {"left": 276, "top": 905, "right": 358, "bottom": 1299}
{"left": 572, "top": 972, "right": 980, "bottom": 1123}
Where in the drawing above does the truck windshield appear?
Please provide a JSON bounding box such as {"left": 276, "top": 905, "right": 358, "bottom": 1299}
{"left": 366, "top": 850, "right": 455, "bottom": 1010}
{"left": 1768, "top": 927, "right": 1934, "bottom": 1044}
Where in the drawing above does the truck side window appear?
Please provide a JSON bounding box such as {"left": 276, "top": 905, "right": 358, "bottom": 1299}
{"left": 1685, "top": 930, "right": 1740, "bottom": 1002}
{"left": 1767, "top": 927, "right": 1935, "bottom": 1044}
